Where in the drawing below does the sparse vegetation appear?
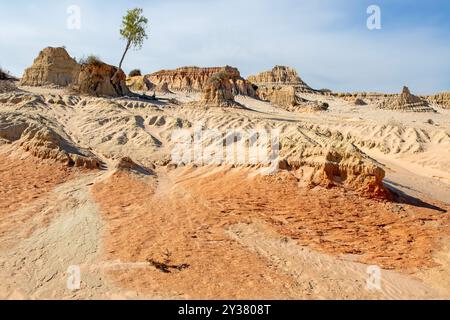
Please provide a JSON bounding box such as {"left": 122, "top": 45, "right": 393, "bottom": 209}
{"left": 0, "top": 67, "right": 11, "bottom": 80}
{"left": 78, "top": 55, "right": 103, "bottom": 66}
{"left": 320, "top": 102, "right": 330, "bottom": 110}
{"left": 208, "top": 71, "right": 231, "bottom": 85}
{"left": 118, "top": 8, "right": 149, "bottom": 71}
{"left": 129, "top": 69, "right": 142, "bottom": 77}
{"left": 147, "top": 249, "right": 190, "bottom": 274}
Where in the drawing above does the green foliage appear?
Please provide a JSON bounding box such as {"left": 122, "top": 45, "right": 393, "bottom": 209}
{"left": 120, "top": 8, "right": 148, "bottom": 50}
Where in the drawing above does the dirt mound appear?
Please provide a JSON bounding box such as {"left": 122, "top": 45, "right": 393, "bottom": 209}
{"left": 379, "top": 86, "right": 435, "bottom": 112}
{"left": 74, "top": 62, "right": 131, "bottom": 97}
{"left": 20, "top": 47, "right": 80, "bottom": 87}
{"left": 147, "top": 66, "right": 256, "bottom": 96}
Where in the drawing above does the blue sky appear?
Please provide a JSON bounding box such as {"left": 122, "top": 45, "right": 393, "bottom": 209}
{"left": 0, "top": 0, "right": 449, "bottom": 94}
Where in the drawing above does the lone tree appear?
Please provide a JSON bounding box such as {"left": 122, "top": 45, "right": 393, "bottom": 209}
{"left": 118, "top": 8, "right": 148, "bottom": 71}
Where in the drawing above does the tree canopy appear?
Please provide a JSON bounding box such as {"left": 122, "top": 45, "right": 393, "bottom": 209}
{"left": 118, "top": 8, "right": 149, "bottom": 70}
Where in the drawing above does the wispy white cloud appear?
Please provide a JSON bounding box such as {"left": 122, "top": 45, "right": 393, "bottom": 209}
{"left": 0, "top": 0, "right": 448, "bottom": 94}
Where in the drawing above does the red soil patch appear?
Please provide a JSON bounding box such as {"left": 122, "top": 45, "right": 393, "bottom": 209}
{"left": 92, "top": 167, "right": 449, "bottom": 298}
{"left": 0, "top": 154, "right": 74, "bottom": 247}
{"left": 184, "top": 169, "right": 449, "bottom": 271}
{"left": 93, "top": 171, "right": 297, "bottom": 299}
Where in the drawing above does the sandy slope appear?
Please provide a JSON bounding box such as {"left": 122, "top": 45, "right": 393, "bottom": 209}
{"left": 0, "top": 85, "right": 449, "bottom": 299}
{"left": 91, "top": 167, "right": 449, "bottom": 299}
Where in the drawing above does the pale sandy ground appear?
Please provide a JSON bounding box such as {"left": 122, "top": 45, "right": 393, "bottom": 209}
{"left": 0, "top": 86, "right": 449, "bottom": 299}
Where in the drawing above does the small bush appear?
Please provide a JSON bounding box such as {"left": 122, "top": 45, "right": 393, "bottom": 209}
{"left": 0, "top": 67, "right": 12, "bottom": 80}
{"left": 208, "top": 71, "right": 230, "bottom": 85}
{"left": 129, "top": 69, "right": 142, "bottom": 77}
{"left": 320, "top": 102, "right": 330, "bottom": 110}
{"left": 79, "top": 55, "right": 103, "bottom": 66}
{"left": 0, "top": 67, "right": 8, "bottom": 80}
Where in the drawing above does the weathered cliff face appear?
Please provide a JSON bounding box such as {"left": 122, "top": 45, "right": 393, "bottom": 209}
{"left": 20, "top": 47, "right": 80, "bottom": 87}
{"left": 281, "top": 145, "right": 389, "bottom": 199}
{"left": 248, "top": 67, "right": 327, "bottom": 112}
{"left": 248, "top": 66, "right": 322, "bottom": 111}
{"left": 264, "top": 86, "right": 328, "bottom": 112}
{"left": 248, "top": 65, "right": 312, "bottom": 89}
{"left": 425, "top": 92, "right": 450, "bottom": 109}
{"left": 147, "top": 66, "right": 256, "bottom": 97}
{"left": 378, "top": 86, "right": 435, "bottom": 112}
{"left": 74, "top": 62, "right": 130, "bottom": 97}
{"left": 200, "top": 71, "right": 239, "bottom": 108}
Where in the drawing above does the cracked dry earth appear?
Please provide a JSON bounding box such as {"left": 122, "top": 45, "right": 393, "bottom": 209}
{"left": 0, "top": 86, "right": 449, "bottom": 299}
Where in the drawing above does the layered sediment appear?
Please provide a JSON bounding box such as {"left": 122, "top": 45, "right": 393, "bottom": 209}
{"left": 20, "top": 47, "right": 80, "bottom": 87}
{"left": 147, "top": 66, "right": 256, "bottom": 97}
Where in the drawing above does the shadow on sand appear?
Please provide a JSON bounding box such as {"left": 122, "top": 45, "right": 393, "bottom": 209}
{"left": 384, "top": 180, "right": 447, "bottom": 213}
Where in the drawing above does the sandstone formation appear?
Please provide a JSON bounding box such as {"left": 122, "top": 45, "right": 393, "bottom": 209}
{"left": 247, "top": 66, "right": 325, "bottom": 112}
{"left": 248, "top": 67, "right": 327, "bottom": 112}
{"left": 248, "top": 65, "right": 313, "bottom": 91}
{"left": 200, "top": 71, "right": 240, "bottom": 108}
{"left": 425, "top": 92, "right": 450, "bottom": 109}
{"left": 147, "top": 66, "right": 256, "bottom": 96}
{"left": 20, "top": 47, "right": 80, "bottom": 87}
{"left": 266, "top": 86, "right": 328, "bottom": 112}
{"left": 325, "top": 92, "right": 393, "bottom": 105}
{"left": 378, "top": 86, "right": 435, "bottom": 112}
{"left": 281, "top": 145, "right": 389, "bottom": 199}
{"left": 74, "top": 62, "right": 130, "bottom": 97}
{"left": 0, "top": 112, "right": 101, "bottom": 168}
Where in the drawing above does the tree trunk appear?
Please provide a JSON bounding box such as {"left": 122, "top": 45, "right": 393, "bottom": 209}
{"left": 112, "top": 40, "right": 131, "bottom": 82}
{"left": 118, "top": 40, "right": 131, "bottom": 71}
